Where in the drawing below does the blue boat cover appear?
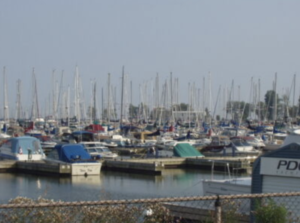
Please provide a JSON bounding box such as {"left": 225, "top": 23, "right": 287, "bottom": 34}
{"left": 11, "top": 136, "right": 44, "bottom": 155}
{"left": 54, "top": 144, "right": 94, "bottom": 163}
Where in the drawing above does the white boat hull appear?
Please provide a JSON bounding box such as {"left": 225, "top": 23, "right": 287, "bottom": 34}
{"left": 44, "top": 158, "right": 102, "bottom": 176}
{"left": 71, "top": 162, "right": 102, "bottom": 176}
{"left": 202, "top": 177, "right": 251, "bottom": 196}
{"left": 0, "top": 151, "right": 45, "bottom": 161}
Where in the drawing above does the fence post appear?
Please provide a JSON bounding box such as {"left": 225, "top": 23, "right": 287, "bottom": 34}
{"left": 215, "top": 195, "right": 222, "bottom": 223}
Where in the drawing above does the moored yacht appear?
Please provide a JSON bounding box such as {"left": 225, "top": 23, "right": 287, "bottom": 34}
{"left": 44, "top": 144, "right": 102, "bottom": 176}
{"left": 80, "top": 141, "right": 118, "bottom": 159}
{"left": 0, "top": 136, "right": 46, "bottom": 161}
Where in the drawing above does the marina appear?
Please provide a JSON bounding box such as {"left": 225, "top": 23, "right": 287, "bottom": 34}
{"left": 2, "top": 2, "right": 300, "bottom": 222}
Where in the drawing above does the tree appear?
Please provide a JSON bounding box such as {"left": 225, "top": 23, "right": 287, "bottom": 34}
{"left": 264, "top": 90, "right": 280, "bottom": 121}
{"left": 87, "top": 106, "right": 97, "bottom": 120}
{"left": 128, "top": 104, "right": 138, "bottom": 119}
{"left": 179, "top": 103, "right": 189, "bottom": 111}
{"left": 255, "top": 101, "right": 267, "bottom": 121}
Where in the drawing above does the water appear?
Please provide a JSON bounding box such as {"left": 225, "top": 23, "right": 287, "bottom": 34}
{"left": 0, "top": 168, "right": 246, "bottom": 204}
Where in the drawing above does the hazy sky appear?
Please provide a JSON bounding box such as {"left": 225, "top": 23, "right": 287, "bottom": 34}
{"left": 1, "top": 1, "right": 300, "bottom": 118}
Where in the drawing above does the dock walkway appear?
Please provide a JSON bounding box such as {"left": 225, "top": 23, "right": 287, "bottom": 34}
{"left": 0, "top": 156, "right": 255, "bottom": 176}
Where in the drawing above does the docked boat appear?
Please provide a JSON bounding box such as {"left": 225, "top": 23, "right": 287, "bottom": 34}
{"left": 200, "top": 136, "right": 231, "bottom": 154}
{"left": 147, "top": 143, "right": 205, "bottom": 158}
{"left": 230, "top": 137, "right": 260, "bottom": 155}
{"left": 80, "top": 141, "right": 118, "bottom": 159}
{"left": 0, "top": 136, "right": 46, "bottom": 161}
{"left": 200, "top": 135, "right": 261, "bottom": 156}
{"left": 45, "top": 144, "right": 102, "bottom": 176}
{"left": 202, "top": 129, "right": 300, "bottom": 196}
{"left": 202, "top": 177, "right": 251, "bottom": 196}
{"left": 0, "top": 133, "right": 10, "bottom": 140}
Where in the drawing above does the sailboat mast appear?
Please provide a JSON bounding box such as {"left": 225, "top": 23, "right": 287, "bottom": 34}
{"left": 93, "top": 79, "right": 97, "bottom": 123}
{"left": 293, "top": 73, "right": 296, "bottom": 119}
{"left": 52, "top": 70, "right": 56, "bottom": 120}
{"left": 208, "top": 72, "right": 212, "bottom": 126}
{"left": 170, "top": 72, "right": 174, "bottom": 123}
{"left": 120, "top": 66, "right": 124, "bottom": 127}
{"left": 258, "top": 79, "right": 261, "bottom": 123}
{"left": 74, "top": 66, "right": 81, "bottom": 123}
{"left": 107, "top": 73, "right": 111, "bottom": 124}
{"left": 273, "top": 73, "right": 277, "bottom": 122}
{"left": 30, "top": 68, "right": 40, "bottom": 120}
{"left": 35, "top": 69, "right": 40, "bottom": 119}
{"left": 130, "top": 81, "right": 132, "bottom": 121}
{"left": 101, "top": 87, "right": 104, "bottom": 122}
{"left": 16, "top": 79, "right": 22, "bottom": 120}
{"left": 3, "top": 67, "right": 9, "bottom": 122}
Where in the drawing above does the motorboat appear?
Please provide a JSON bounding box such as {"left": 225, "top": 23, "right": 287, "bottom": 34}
{"left": 202, "top": 129, "right": 300, "bottom": 196}
{"left": 0, "top": 133, "right": 11, "bottom": 140}
{"left": 202, "top": 160, "right": 251, "bottom": 196}
{"left": 80, "top": 141, "right": 118, "bottom": 159}
{"left": 243, "top": 136, "right": 265, "bottom": 149}
{"left": 200, "top": 136, "right": 261, "bottom": 156}
{"left": 0, "top": 136, "right": 46, "bottom": 161}
{"left": 230, "top": 138, "right": 260, "bottom": 154}
{"left": 148, "top": 142, "right": 204, "bottom": 158}
{"left": 200, "top": 136, "right": 231, "bottom": 155}
{"left": 202, "top": 177, "right": 251, "bottom": 196}
{"left": 202, "top": 175, "right": 252, "bottom": 213}
{"left": 45, "top": 144, "right": 102, "bottom": 176}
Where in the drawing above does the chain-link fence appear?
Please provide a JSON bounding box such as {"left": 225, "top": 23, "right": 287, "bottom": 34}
{"left": 0, "top": 192, "right": 300, "bottom": 223}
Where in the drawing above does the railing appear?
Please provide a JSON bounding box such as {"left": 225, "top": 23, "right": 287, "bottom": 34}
{"left": 0, "top": 192, "right": 300, "bottom": 223}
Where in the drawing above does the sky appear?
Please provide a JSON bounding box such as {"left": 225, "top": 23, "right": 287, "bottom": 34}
{"left": 1, "top": 1, "right": 300, "bottom": 119}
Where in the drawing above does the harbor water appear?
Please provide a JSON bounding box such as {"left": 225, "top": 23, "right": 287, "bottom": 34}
{"left": 0, "top": 168, "right": 247, "bottom": 204}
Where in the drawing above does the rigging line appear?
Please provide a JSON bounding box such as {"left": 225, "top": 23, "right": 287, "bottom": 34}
{"left": 176, "top": 180, "right": 203, "bottom": 195}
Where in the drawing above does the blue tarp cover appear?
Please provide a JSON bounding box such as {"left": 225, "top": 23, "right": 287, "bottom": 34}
{"left": 11, "top": 136, "right": 43, "bottom": 155}
{"left": 54, "top": 144, "right": 93, "bottom": 163}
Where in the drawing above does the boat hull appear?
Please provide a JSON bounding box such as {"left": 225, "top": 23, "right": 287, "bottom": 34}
{"left": 0, "top": 136, "right": 46, "bottom": 161}
{"left": 71, "top": 162, "right": 102, "bottom": 176}
{"left": 44, "top": 159, "right": 102, "bottom": 176}
{"left": 0, "top": 151, "right": 45, "bottom": 161}
{"left": 202, "top": 178, "right": 251, "bottom": 196}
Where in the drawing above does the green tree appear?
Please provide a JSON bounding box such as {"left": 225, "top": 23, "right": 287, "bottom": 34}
{"left": 128, "top": 104, "right": 138, "bottom": 119}
{"left": 255, "top": 101, "right": 267, "bottom": 121}
{"left": 179, "top": 103, "right": 189, "bottom": 111}
{"left": 264, "top": 90, "right": 281, "bottom": 121}
{"left": 87, "top": 106, "right": 97, "bottom": 120}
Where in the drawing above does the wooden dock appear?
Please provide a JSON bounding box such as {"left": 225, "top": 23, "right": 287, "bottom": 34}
{"left": 0, "top": 160, "right": 72, "bottom": 175}
{"left": 187, "top": 156, "right": 255, "bottom": 173}
{"left": 0, "top": 156, "right": 256, "bottom": 176}
{"left": 103, "top": 159, "right": 166, "bottom": 174}
{"left": 17, "top": 161, "right": 72, "bottom": 175}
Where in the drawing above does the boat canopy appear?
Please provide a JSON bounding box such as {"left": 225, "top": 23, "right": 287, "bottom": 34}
{"left": 173, "top": 143, "right": 204, "bottom": 158}
{"left": 54, "top": 144, "right": 94, "bottom": 163}
{"left": 84, "top": 124, "right": 105, "bottom": 132}
{"left": 62, "top": 131, "right": 95, "bottom": 142}
{"left": 10, "top": 136, "right": 43, "bottom": 155}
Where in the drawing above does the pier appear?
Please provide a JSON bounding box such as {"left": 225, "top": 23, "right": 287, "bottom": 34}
{"left": 0, "top": 156, "right": 255, "bottom": 175}
{"left": 0, "top": 160, "right": 72, "bottom": 175}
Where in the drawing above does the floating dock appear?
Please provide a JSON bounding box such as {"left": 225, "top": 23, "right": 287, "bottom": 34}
{"left": 0, "top": 156, "right": 255, "bottom": 176}
{"left": 0, "top": 160, "right": 72, "bottom": 175}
